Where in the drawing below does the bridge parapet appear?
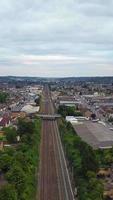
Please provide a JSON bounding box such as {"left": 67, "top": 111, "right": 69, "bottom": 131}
{"left": 37, "top": 114, "right": 61, "bottom": 120}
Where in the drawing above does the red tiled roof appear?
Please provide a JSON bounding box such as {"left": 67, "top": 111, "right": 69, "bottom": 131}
{"left": 0, "top": 117, "right": 10, "bottom": 126}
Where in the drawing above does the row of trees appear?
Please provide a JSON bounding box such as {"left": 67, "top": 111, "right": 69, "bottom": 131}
{"left": 58, "top": 105, "right": 83, "bottom": 118}
{"left": 0, "top": 118, "right": 41, "bottom": 200}
{"left": 59, "top": 120, "right": 104, "bottom": 200}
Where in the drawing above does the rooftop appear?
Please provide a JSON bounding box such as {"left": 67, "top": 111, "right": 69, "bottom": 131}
{"left": 73, "top": 121, "right": 113, "bottom": 149}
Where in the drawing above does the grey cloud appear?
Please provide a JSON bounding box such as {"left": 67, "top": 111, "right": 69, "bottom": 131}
{"left": 0, "top": 0, "right": 113, "bottom": 76}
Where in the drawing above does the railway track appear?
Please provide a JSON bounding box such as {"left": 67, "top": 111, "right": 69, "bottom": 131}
{"left": 38, "top": 86, "right": 75, "bottom": 200}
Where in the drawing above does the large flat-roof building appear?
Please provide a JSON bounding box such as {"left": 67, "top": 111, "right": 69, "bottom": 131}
{"left": 72, "top": 121, "right": 113, "bottom": 149}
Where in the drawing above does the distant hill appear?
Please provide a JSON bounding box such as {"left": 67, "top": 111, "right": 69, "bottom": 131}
{"left": 0, "top": 76, "right": 113, "bottom": 84}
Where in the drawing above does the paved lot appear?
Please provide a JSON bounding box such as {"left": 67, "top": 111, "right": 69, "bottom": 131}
{"left": 73, "top": 121, "right": 113, "bottom": 149}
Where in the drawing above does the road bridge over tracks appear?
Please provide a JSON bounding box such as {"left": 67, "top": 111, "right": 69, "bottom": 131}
{"left": 37, "top": 114, "right": 61, "bottom": 120}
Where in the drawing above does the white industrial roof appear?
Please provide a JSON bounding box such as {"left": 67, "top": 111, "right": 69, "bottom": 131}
{"left": 21, "top": 105, "right": 39, "bottom": 114}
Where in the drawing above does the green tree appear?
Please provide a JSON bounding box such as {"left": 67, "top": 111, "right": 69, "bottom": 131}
{"left": 0, "top": 118, "right": 41, "bottom": 200}
{"left": 35, "top": 96, "right": 41, "bottom": 106}
{"left": 0, "top": 153, "right": 12, "bottom": 172}
{"left": 87, "top": 171, "right": 104, "bottom": 200}
{"left": 17, "top": 119, "right": 34, "bottom": 136}
{"left": 3, "top": 127, "right": 17, "bottom": 144}
{"left": 108, "top": 117, "right": 113, "bottom": 123}
{"left": 73, "top": 139, "right": 98, "bottom": 175}
{"left": 58, "top": 105, "right": 82, "bottom": 117}
{"left": 6, "top": 165, "right": 27, "bottom": 197}
{"left": 0, "top": 184, "right": 17, "bottom": 200}
{"left": 59, "top": 119, "right": 102, "bottom": 200}
{"left": 0, "top": 92, "right": 9, "bottom": 103}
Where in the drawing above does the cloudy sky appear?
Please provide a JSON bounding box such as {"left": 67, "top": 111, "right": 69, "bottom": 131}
{"left": 0, "top": 0, "right": 113, "bottom": 77}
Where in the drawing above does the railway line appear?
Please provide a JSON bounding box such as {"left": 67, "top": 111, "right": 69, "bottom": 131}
{"left": 38, "top": 86, "right": 75, "bottom": 200}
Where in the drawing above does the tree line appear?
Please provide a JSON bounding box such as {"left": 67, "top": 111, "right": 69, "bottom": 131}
{"left": 0, "top": 118, "right": 41, "bottom": 200}
{"left": 59, "top": 119, "right": 104, "bottom": 200}
{"left": 58, "top": 105, "right": 83, "bottom": 118}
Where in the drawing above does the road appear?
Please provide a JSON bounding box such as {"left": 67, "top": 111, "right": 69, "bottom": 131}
{"left": 38, "top": 85, "right": 75, "bottom": 200}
